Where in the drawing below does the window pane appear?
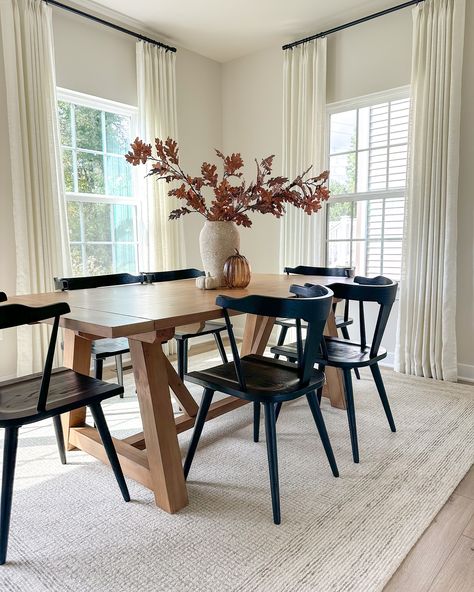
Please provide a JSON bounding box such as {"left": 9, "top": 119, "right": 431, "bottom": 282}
{"left": 114, "top": 244, "right": 137, "bottom": 273}
{"left": 67, "top": 201, "right": 81, "bottom": 242}
{"left": 327, "top": 201, "right": 352, "bottom": 240}
{"left": 62, "top": 149, "right": 74, "bottom": 192}
{"left": 357, "top": 150, "right": 369, "bottom": 192}
{"left": 75, "top": 105, "right": 102, "bottom": 150}
{"left": 85, "top": 244, "right": 113, "bottom": 275}
{"left": 327, "top": 241, "right": 351, "bottom": 268}
{"left": 70, "top": 244, "right": 84, "bottom": 276}
{"left": 106, "top": 155, "right": 133, "bottom": 197}
{"left": 58, "top": 101, "right": 72, "bottom": 146}
{"left": 105, "top": 113, "right": 131, "bottom": 154}
{"left": 77, "top": 152, "right": 105, "bottom": 194}
{"left": 368, "top": 148, "right": 387, "bottom": 191}
{"left": 352, "top": 200, "right": 367, "bottom": 240}
{"left": 388, "top": 145, "right": 408, "bottom": 188}
{"left": 330, "top": 110, "right": 357, "bottom": 154}
{"left": 358, "top": 107, "right": 370, "bottom": 150}
{"left": 113, "top": 204, "right": 135, "bottom": 242}
{"left": 369, "top": 103, "right": 389, "bottom": 148}
{"left": 366, "top": 240, "right": 382, "bottom": 276}
{"left": 367, "top": 199, "right": 383, "bottom": 239}
{"left": 382, "top": 240, "right": 403, "bottom": 280}
{"left": 83, "top": 202, "right": 111, "bottom": 241}
{"left": 351, "top": 241, "right": 367, "bottom": 276}
{"left": 329, "top": 153, "right": 356, "bottom": 195}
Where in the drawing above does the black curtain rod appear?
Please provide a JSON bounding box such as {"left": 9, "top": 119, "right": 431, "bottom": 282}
{"left": 44, "top": 0, "right": 176, "bottom": 52}
{"left": 282, "top": 0, "right": 424, "bottom": 50}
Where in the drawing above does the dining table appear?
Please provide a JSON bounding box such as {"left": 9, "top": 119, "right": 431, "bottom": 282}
{"left": 9, "top": 272, "right": 353, "bottom": 513}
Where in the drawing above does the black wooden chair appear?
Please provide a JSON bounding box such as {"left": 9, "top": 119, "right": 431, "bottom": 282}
{"left": 0, "top": 293, "right": 6, "bottom": 303}
{"left": 55, "top": 269, "right": 229, "bottom": 383}
{"left": 0, "top": 300, "right": 129, "bottom": 565}
{"left": 183, "top": 288, "right": 339, "bottom": 524}
{"left": 142, "top": 269, "right": 229, "bottom": 379}
{"left": 275, "top": 266, "right": 360, "bottom": 378}
{"left": 271, "top": 276, "right": 398, "bottom": 464}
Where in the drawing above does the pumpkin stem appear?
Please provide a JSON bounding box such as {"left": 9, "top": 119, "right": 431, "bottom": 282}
{"left": 234, "top": 248, "right": 240, "bottom": 255}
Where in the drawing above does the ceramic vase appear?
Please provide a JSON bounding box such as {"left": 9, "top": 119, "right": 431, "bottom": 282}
{"left": 199, "top": 221, "right": 240, "bottom": 287}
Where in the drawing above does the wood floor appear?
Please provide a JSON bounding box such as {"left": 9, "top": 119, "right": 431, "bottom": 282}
{"left": 385, "top": 464, "right": 474, "bottom": 592}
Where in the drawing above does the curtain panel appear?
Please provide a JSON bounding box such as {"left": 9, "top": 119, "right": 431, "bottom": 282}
{"left": 0, "top": 0, "right": 71, "bottom": 375}
{"left": 396, "top": 0, "right": 466, "bottom": 381}
{"left": 280, "top": 38, "right": 327, "bottom": 269}
{"left": 136, "top": 41, "right": 185, "bottom": 273}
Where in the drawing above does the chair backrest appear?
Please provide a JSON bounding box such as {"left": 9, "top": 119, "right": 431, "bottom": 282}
{"left": 216, "top": 287, "right": 333, "bottom": 390}
{"left": 306, "top": 275, "right": 397, "bottom": 357}
{"left": 0, "top": 292, "right": 6, "bottom": 302}
{"left": 141, "top": 268, "right": 205, "bottom": 283}
{"left": 54, "top": 273, "right": 143, "bottom": 291}
{"left": 284, "top": 265, "right": 354, "bottom": 278}
{"left": 0, "top": 302, "right": 71, "bottom": 412}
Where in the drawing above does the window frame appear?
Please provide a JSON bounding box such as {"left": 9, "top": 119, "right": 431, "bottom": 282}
{"left": 325, "top": 86, "right": 410, "bottom": 279}
{"left": 57, "top": 87, "right": 141, "bottom": 275}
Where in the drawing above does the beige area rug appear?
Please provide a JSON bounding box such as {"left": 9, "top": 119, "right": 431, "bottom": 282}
{"left": 0, "top": 353, "right": 473, "bottom": 592}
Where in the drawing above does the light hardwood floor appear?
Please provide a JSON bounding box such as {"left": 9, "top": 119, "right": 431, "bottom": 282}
{"left": 385, "top": 464, "right": 474, "bottom": 592}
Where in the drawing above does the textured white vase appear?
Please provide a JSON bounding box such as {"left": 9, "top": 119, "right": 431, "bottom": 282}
{"left": 199, "top": 221, "right": 240, "bottom": 287}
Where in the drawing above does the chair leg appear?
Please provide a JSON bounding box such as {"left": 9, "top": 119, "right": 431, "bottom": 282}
{"left": 253, "top": 402, "right": 261, "bottom": 442}
{"left": 273, "top": 326, "right": 289, "bottom": 359}
{"left": 94, "top": 358, "right": 103, "bottom": 380}
{"left": 316, "top": 365, "right": 325, "bottom": 404}
{"left": 306, "top": 392, "right": 339, "bottom": 477}
{"left": 184, "top": 389, "right": 214, "bottom": 479}
{"left": 213, "top": 332, "right": 228, "bottom": 364}
{"left": 263, "top": 402, "right": 281, "bottom": 525}
{"left": 340, "top": 327, "right": 360, "bottom": 379}
{"left": 53, "top": 415, "right": 67, "bottom": 465}
{"left": 115, "top": 355, "right": 124, "bottom": 397}
{"left": 0, "top": 427, "right": 19, "bottom": 565}
{"left": 370, "top": 363, "right": 396, "bottom": 432}
{"left": 343, "top": 368, "right": 359, "bottom": 463}
{"left": 88, "top": 403, "right": 130, "bottom": 502}
{"left": 275, "top": 402, "right": 283, "bottom": 421}
{"left": 176, "top": 339, "right": 188, "bottom": 381}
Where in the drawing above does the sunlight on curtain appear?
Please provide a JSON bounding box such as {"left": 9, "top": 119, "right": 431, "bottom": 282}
{"left": 0, "top": 0, "right": 71, "bottom": 375}
{"left": 280, "top": 38, "right": 327, "bottom": 269}
{"left": 395, "top": 0, "right": 465, "bottom": 381}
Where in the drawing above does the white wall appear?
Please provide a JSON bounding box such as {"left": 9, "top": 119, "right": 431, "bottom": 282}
{"left": 220, "top": 6, "right": 474, "bottom": 376}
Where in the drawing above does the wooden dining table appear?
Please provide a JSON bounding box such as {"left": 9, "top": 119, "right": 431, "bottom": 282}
{"left": 10, "top": 273, "right": 352, "bottom": 513}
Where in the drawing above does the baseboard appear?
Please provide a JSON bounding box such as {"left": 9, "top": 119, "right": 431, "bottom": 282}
{"left": 457, "top": 363, "right": 474, "bottom": 383}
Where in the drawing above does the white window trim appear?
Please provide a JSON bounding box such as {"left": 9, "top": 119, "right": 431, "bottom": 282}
{"left": 325, "top": 86, "right": 410, "bottom": 279}
{"left": 57, "top": 87, "right": 143, "bottom": 274}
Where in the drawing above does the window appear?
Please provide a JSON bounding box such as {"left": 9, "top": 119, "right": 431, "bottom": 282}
{"left": 57, "top": 89, "right": 139, "bottom": 276}
{"left": 326, "top": 89, "right": 410, "bottom": 280}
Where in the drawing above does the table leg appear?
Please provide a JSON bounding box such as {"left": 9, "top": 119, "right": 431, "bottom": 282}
{"left": 62, "top": 329, "right": 91, "bottom": 449}
{"left": 323, "top": 312, "right": 346, "bottom": 410}
{"left": 129, "top": 337, "right": 188, "bottom": 513}
{"left": 241, "top": 315, "right": 276, "bottom": 356}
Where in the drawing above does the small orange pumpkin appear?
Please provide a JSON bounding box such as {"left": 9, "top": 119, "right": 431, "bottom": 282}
{"left": 224, "top": 249, "right": 251, "bottom": 288}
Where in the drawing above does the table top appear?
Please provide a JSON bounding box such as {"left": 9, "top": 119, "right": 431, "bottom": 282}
{"left": 8, "top": 273, "right": 353, "bottom": 338}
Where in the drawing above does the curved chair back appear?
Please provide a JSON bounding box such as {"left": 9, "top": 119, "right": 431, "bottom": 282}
{"left": 54, "top": 273, "right": 143, "bottom": 291}
{"left": 216, "top": 287, "right": 333, "bottom": 389}
{"left": 0, "top": 302, "right": 71, "bottom": 411}
{"left": 141, "top": 268, "right": 205, "bottom": 283}
{"left": 309, "top": 276, "right": 398, "bottom": 358}
{"left": 284, "top": 265, "right": 354, "bottom": 277}
{"left": 0, "top": 292, "right": 6, "bottom": 302}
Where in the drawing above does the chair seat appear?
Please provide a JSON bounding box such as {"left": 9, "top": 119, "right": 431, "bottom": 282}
{"left": 185, "top": 355, "right": 325, "bottom": 403}
{"left": 271, "top": 337, "right": 387, "bottom": 369}
{"left": 175, "top": 321, "right": 227, "bottom": 340}
{"left": 274, "top": 315, "right": 353, "bottom": 330}
{"left": 91, "top": 338, "right": 130, "bottom": 359}
{"left": 0, "top": 368, "right": 124, "bottom": 426}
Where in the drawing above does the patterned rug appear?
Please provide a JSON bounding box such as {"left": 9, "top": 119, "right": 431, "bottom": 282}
{"left": 0, "top": 357, "right": 473, "bottom": 592}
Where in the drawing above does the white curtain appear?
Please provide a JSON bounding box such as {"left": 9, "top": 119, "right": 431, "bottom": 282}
{"left": 136, "top": 41, "right": 185, "bottom": 272}
{"left": 280, "top": 38, "right": 327, "bottom": 269}
{"left": 396, "top": 0, "right": 465, "bottom": 381}
{"left": 0, "top": 0, "right": 71, "bottom": 375}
